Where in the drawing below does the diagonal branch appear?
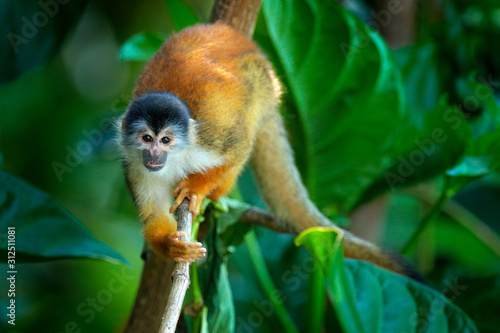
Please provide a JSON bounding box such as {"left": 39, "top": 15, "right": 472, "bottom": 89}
{"left": 159, "top": 200, "right": 193, "bottom": 333}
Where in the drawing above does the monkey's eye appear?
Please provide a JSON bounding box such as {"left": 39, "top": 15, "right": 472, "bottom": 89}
{"left": 142, "top": 135, "right": 153, "bottom": 143}
{"left": 161, "top": 137, "right": 171, "bottom": 145}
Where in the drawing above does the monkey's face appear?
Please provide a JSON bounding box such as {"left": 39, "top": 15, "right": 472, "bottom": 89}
{"left": 121, "top": 92, "right": 192, "bottom": 172}
{"left": 136, "top": 128, "right": 175, "bottom": 172}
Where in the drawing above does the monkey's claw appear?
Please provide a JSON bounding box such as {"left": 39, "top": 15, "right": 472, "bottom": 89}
{"left": 170, "top": 185, "right": 203, "bottom": 215}
{"left": 166, "top": 231, "right": 207, "bottom": 262}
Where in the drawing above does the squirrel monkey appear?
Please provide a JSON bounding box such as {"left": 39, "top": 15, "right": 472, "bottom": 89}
{"left": 118, "top": 23, "right": 419, "bottom": 279}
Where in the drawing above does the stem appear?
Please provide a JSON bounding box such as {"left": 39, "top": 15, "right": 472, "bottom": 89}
{"left": 402, "top": 176, "right": 453, "bottom": 254}
{"left": 190, "top": 221, "right": 203, "bottom": 304}
{"left": 190, "top": 219, "right": 204, "bottom": 333}
{"left": 411, "top": 186, "right": 500, "bottom": 258}
{"left": 245, "top": 231, "right": 300, "bottom": 333}
{"left": 305, "top": 266, "right": 325, "bottom": 332}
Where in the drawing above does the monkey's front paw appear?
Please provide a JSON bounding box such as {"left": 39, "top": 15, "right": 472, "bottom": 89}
{"left": 170, "top": 184, "right": 203, "bottom": 215}
{"left": 165, "top": 231, "right": 207, "bottom": 263}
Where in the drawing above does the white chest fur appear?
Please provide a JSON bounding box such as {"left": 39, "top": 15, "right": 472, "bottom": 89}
{"left": 126, "top": 145, "right": 224, "bottom": 215}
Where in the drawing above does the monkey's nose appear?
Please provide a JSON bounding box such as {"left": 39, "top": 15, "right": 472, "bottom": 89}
{"left": 151, "top": 149, "right": 162, "bottom": 158}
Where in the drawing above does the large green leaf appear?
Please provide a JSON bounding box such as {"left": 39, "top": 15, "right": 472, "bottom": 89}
{"left": 393, "top": 40, "right": 442, "bottom": 121}
{"left": 296, "top": 228, "right": 479, "bottom": 333}
{"left": 263, "top": 0, "right": 406, "bottom": 212}
{"left": 390, "top": 99, "right": 473, "bottom": 186}
{"left": 360, "top": 98, "right": 473, "bottom": 203}
{"left": 0, "top": 170, "right": 127, "bottom": 263}
{"left": 0, "top": 0, "right": 88, "bottom": 83}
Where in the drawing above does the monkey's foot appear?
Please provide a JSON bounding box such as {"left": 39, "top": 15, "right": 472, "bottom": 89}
{"left": 165, "top": 231, "right": 206, "bottom": 263}
{"left": 170, "top": 184, "right": 204, "bottom": 215}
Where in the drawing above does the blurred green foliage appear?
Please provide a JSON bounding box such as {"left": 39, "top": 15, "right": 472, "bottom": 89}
{"left": 1, "top": 0, "right": 500, "bottom": 332}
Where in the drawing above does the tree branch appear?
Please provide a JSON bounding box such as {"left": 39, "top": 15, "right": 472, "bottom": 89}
{"left": 124, "top": 247, "right": 174, "bottom": 333}
{"left": 159, "top": 200, "right": 193, "bottom": 333}
{"left": 209, "top": 0, "right": 263, "bottom": 38}
{"left": 239, "top": 207, "right": 295, "bottom": 234}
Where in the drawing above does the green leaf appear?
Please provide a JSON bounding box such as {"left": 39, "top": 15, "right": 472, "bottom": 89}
{"left": 194, "top": 201, "right": 247, "bottom": 333}
{"left": 246, "top": 231, "right": 300, "bottom": 333}
{"left": 119, "top": 1, "right": 199, "bottom": 63}
{"left": 446, "top": 156, "right": 496, "bottom": 178}
{"left": 0, "top": 170, "right": 127, "bottom": 263}
{"left": 361, "top": 98, "right": 473, "bottom": 202}
{"left": 336, "top": 260, "right": 479, "bottom": 333}
{"left": 0, "top": 0, "right": 88, "bottom": 83}
{"left": 229, "top": 228, "right": 311, "bottom": 332}
{"left": 446, "top": 129, "right": 500, "bottom": 189}
{"left": 200, "top": 306, "right": 209, "bottom": 333}
{"left": 204, "top": 264, "right": 235, "bottom": 333}
{"left": 217, "top": 198, "right": 252, "bottom": 252}
{"left": 394, "top": 40, "right": 442, "bottom": 120}
{"left": 163, "top": 0, "right": 199, "bottom": 31}
{"left": 263, "top": 0, "right": 406, "bottom": 212}
{"left": 119, "top": 33, "right": 164, "bottom": 62}
{"left": 295, "top": 227, "right": 341, "bottom": 275}
{"left": 297, "top": 228, "right": 479, "bottom": 333}
{"left": 393, "top": 99, "right": 473, "bottom": 182}
{"left": 295, "top": 228, "right": 336, "bottom": 332}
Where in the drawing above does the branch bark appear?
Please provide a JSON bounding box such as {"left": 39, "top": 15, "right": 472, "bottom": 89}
{"left": 124, "top": 1, "right": 265, "bottom": 332}
{"left": 159, "top": 201, "right": 193, "bottom": 333}
{"left": 124, "top": 248, "right": 174, "bottom": 333}
{"left": 376, "top": 0, "right": 417, "bottom": 48}
{"left": 209, "top": 0, "right": 262, "bottom": 38}
{"left": 239, "top": 207, "right": 295, "bottom": 234}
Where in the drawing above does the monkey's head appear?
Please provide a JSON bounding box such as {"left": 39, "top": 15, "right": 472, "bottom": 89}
{"left": 120, "top": 92, "right": 193, "bottom": 172}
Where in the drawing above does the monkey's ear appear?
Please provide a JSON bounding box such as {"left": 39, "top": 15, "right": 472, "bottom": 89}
{"left": 114, "top": 115, "right": 126, "bottom": 133}
{"left": 121, "top": 117, "right": 127, "bottom": 131}
{"left": 188, "top": 119, "right": 198, "bottom": 143}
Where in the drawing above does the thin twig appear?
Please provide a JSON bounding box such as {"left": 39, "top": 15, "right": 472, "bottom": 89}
{"left": 159, "top": 200, "right": 193, "bottom": 333}
{"left": 239, "top": 207, "right": 295, "bottom": 234}
{"left": 402, "top": 176, "right": 452, "bottom": 254}
{"left": 412, "top": 189, "right": 500, "bottom": 258}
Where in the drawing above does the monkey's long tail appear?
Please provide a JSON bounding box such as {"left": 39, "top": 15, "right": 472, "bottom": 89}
{"left": 250, "top": 110, "right": 424, "bottom": 282}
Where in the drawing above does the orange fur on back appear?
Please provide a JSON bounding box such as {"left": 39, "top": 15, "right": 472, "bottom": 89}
{"left": 135, "top": 22, "right": 259, "bottom": 130}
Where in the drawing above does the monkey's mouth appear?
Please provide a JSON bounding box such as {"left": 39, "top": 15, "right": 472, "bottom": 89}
{"left": 144, "top": 162, "right": 165, "bottom": 171}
